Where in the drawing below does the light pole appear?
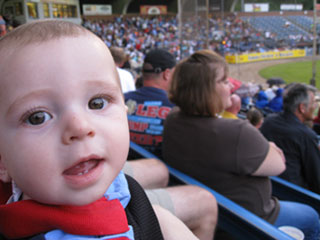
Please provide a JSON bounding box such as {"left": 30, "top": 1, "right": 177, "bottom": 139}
{"left": 310, "top": 0, "right": 317, "bottom": 87}
{"left": 205, "top": 0, "right": 209, "bottom": 49}
{"left": 178, "top": 0, "right": 182, "bottom": 59}
{"left": 221, "top": 0, "right": 224, "bottom": 21}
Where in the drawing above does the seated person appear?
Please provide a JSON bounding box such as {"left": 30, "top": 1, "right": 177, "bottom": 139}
{"left": 109, "top": 46, "right": 136, "bottom": 93}
{"left": 0, "top": 15, "right": 6, "bottom": 37}
{"left": 267, "top": 88, "right": 283, "bottom": 112}
{"left": 0, "top": 20, "right": 197, "bottom": 240}
{"left": 265, "top": 85, "right": 277, "bottom": 101}
{"left": 246, "top": 107, "right": 264, "bottom": 129}
{"left": 163, "top": 50, "right": 320, "bottom": 240}
{"left": 261, "top": 83, "right": 320, "bottom": 194}
{"left": 221, "top": 94, "right": 241, "bottom": 119}
{"left": 255, "top": 89, "right": 269, "bottom": 109}
{"left": 125, "top": 49, "right": 176, "bottom": 158}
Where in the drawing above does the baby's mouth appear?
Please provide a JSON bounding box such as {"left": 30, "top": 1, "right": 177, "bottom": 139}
{"left": 63, "top": 159, "right": 102, "bottom": 176}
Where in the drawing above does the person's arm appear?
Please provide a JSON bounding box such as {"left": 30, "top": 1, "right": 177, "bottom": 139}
{"left": 236, "top": 121, "right": 285, "bottom": 176}
{"left": 123, "top": 159, "right": 169, "bottom": 189}
{"left": 252, "top": 142, "right": 286, "bottom": 176}
{"left": 152, "top": 204, "right": 199, "bottom": 240}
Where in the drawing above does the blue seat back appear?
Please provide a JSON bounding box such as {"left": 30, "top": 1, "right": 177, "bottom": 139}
{"left": 271, "top": 176, "right": 320, "bottom": 214}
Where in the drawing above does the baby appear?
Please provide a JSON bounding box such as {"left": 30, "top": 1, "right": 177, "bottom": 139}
{"left": 0, "top": 20, "right": 159, "bottom": 240}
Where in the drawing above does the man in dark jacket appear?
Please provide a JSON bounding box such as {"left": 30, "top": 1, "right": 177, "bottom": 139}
{"left": 260, "top": 83, "right": 320, "bottom": 193}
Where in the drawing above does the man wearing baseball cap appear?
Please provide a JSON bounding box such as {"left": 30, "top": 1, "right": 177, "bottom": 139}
{"left": 125, "top": 48, "right": 176, "bottom": 158}
{"left": 142, "top": 48, "right": 177, "bottom": 75}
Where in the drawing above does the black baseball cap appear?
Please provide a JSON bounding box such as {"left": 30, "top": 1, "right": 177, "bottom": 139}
{"left": 143, "top": 49, "right": 176, "bottom": 73}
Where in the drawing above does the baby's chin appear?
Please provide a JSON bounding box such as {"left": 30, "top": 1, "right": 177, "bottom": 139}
{"left": 25, "top": 190, "right": 107, "bottom": 206}
{"left": 59, "top": 191, "right": 107, "bottom": 206}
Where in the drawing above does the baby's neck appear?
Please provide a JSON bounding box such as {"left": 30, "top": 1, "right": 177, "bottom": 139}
{"left": 21, "top": 193, "right": 31, "bottom": 201}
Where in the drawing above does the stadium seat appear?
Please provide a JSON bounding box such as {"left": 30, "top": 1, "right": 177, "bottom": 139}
{"left": 241, "top": 16, "right": 312, "bottom": 43}
{"left": 129, "top": 141, "right": 294, "bottom": 240}
{"left": 287, "top": 15, "right": 320, "bottom": 34}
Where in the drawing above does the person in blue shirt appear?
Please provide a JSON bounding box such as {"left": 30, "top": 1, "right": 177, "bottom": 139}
{"left": 125, "top": 49, "right": 176, "bottom": 158}
{"left": 267, "top": 88, "right": 283, "bottom": 112}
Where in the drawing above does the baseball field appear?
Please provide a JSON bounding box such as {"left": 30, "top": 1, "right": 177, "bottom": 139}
{"left": 259, "top": 60, "right": 320, "bottom": 89}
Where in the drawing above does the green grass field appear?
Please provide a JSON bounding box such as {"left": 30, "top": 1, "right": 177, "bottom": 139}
{"left": 259, "top": 60, "right": 320, "bottom": 89}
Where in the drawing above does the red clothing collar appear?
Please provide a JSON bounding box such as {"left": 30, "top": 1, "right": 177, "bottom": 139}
{"left": 0, "top": 182, "right": 129, "bottom": 239}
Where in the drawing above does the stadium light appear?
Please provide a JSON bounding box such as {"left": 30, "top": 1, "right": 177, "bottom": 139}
{"left": 310, "top": 0, "right": 317, "bottom": 87}
{"left": 205, "top": 0, "right": 209, "bottom": 49}
{"left": 177, "top": 0, "right": 182, "bottom": 59}
{"left": 221, "top": 0, "right": 224, "bottom": 21}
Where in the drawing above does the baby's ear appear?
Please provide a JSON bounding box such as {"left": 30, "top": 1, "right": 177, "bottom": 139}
{"left": 0, "top": 156, "right": 11, "bottom": 183}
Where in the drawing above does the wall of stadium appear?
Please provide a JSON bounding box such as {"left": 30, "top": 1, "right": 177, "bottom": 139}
{"left": 225, "top": 49, "right": 306, "bottom": 64}
{"left": 1, "top": 0, "right": 81, "bottom": 25}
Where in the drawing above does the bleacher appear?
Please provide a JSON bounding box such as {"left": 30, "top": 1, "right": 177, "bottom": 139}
{"left": 82, "top": 12, "right": 316, "bottom": 62}
{"left": 241, "top": 16, "right": 312, "bottom": 43}
{"left": 286, "top": 15, "right": 320, "bottom": 34}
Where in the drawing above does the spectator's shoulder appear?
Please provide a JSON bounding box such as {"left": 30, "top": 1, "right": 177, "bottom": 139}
{"left": 166, "top": 106, "right": 180, "bottom": 118}
{"left": 263, "top": 112, "right": 279, "bottom": 122}
{"left": 217, "top": 117, "right": 247, "bottom": 128}
{"left": 303, "top": 124, "right": 318, "bottom": 140}
{"left": 124, "top": 89, "right": 138, "bottom": 100}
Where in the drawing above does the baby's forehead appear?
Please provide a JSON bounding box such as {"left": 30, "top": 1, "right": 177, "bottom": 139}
{"left": 0, "top": 35, "right": 120, "bottom": 89}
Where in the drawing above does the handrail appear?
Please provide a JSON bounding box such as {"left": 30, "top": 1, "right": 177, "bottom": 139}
{"left": 271, "top": 176, "right": 320, "bottom": 214}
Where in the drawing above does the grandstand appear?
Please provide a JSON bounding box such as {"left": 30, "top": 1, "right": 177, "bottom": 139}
{"left": 80, "top": 12, "right": 317, "bottom": 64}
{"left": 287, "top": 15, "right": 320, "bottom": 33}
{"left": 241, "top": 15, "right": 312, "bottom": 43}
{"left": 0, "top": 0, "right": 318, "bottom": 59}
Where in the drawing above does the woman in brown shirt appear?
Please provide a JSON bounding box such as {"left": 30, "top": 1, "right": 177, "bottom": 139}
{"left": 163, "top": 50, "right": 320, "bottom": 240}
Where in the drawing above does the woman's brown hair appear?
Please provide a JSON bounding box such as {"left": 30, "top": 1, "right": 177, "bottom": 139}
{"left": 169, "top": 49, "right": 228, "bottom": 116}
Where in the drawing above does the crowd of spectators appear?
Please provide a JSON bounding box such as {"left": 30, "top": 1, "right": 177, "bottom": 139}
{"left": 0, "top": 14, "right": 21, "bottom": 36}
{"left": 83, "top": 16, "right": 179, "bottom": 71}
{"left": 82, "top": 14, "right": 312, "bottom": 70}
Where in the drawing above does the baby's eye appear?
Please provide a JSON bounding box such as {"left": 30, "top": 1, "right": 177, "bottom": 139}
{"left": 88, "top": 97, "right": 108, "bottom": 110}
{"left": 26, "top": 111, "right": 52, "bottom": 125}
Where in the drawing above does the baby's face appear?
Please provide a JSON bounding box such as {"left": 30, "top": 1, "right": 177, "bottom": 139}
{"left": 0, "top": 35, "right": 129, "bottom": 205}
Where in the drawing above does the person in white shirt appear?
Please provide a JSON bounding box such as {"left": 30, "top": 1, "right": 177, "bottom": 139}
{"left": 110, "top": 46, "right": 136, "bottom": 93}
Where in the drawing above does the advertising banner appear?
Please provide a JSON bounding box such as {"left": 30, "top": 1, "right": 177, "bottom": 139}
{"left": 140, "top": 5, "right": 167, "bottom": 15}
{"left": 225, "top": 49, "right": 306, "bottom": 64}
{"left": 280, "top": 4, "right": 303, "bottom": 11}
{"left": 244, "top": 3, "right": 269, "bottom": 12}
{"left": 83, "top": 4, "right": 112, "bottom": 16}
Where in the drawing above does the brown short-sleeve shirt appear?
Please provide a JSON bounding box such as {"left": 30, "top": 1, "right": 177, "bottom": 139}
{"left": 163, "top": 110, "right": 280, "bottom": 223}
